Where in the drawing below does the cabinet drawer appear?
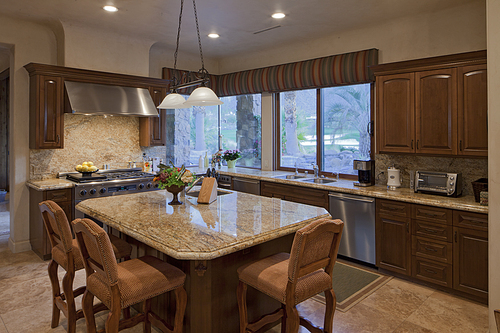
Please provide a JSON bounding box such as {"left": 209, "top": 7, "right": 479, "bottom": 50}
{"left": 453, "top": 210, "right": 488, "bottom": 231}
{"left": 260, "top": 181, "right": 328, "bottom": 208}
{"left": 44, "top": 189, "right": 72, "bottom": 203}
{"left": 412, "top": 236, "right": 452, "bottom": 264}
{"left": 412, "top": 257, "right": 452, "bottom": 288}
{"left": 412, "top": 205, "right": 451, "bottom": 225}
{"left": 377, "top": 199, "right": 410, "bottom": 217}
{"left": 413, "top": 220, "right": 452, "bottom": 242}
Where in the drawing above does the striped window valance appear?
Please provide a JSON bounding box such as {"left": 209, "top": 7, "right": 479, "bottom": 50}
{"left": 162, "top": 48, "right": 378, "bottom": 97}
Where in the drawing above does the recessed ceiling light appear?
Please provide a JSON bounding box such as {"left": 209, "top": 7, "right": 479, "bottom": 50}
{"left": 208, "top": 33, "right": 220, "bottom": 38}
{"left": 272, "top": 13, "right": 285, "bottom": 19}
{"left": 103, "top": 5, "right": 118, "bottom": 12}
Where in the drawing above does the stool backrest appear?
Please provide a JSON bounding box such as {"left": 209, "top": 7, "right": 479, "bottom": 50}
{"left": 39, "top": 200, "right": 73, "bottom": 253}
{"left": 288, "top": 218, "right": 343, "bottom": 283}
{"left": 72, "top": 218, "right": 119, "bottom": 285}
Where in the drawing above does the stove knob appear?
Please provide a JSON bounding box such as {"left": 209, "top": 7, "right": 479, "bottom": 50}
{"left": 138, "top": 183, "right": 145, "bottom": 190}
{"left": 154, "top": 183, "right": 159, "bottom": 188}
{"left": 99, "top": 188, "right": 107, "bottom": 194}
{"left": 89, "top": 189, "right": 97, "bottom": 195}
{"left": 79, "top": 190, "right": 87, "bottom": 197}
{"left": 146, "top": 183, "right": 152, "bottom": 189}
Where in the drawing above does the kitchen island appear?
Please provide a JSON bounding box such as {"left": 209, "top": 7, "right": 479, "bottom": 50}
{"left": 76, "top": 188, "right": 330, "bottom": 333}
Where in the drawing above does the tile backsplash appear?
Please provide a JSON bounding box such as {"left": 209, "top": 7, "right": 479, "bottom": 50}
{"left": 375, "top": 154, "right": 487, "bottom": 196}
{"left": 30, "top": 114, "right": 167, "bottom": 180}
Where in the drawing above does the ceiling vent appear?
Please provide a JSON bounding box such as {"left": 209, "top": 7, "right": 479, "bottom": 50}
{"left": 253, "top": 25, "right": 281, "bottom": 35}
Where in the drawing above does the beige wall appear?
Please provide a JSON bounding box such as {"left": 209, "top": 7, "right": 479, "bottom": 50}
{"left": 487, "top": 0, "right": 500, "bottom": 330}
{"left": 217, "top": 1, "right": 486, "bottom": 73}
{"left": 0, "top": 15, "right": 57, "bottom": 253}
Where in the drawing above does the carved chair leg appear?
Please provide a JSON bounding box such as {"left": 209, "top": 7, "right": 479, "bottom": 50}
{"left": 82, "top": 290, "right": 97, "bottom": 333}
{"left": 237, "top": 281, "right": 248, "bottom": 333}
{"left": 48, "top": 260, "right": 61, "bottom": 328}
{"left": 280, "top": 303, "right": 287, "bottom": 333}
{"left": 62, "top": 270, "right": 77, "bottom": 333}
{"left": 324, "top": 289, "right": 336, "bottom": 333}
{"left": 173, "top": 286, "right": 187, "bottom": 333}
{"left": 144, "top": 299, "right": 152, "bottom": 333}
{"left": 105, "top": 300, "right": 121, "bottom": 333}
{"left": 123, "top": 307, "right": 131, "bottom": 319}
{"left": 285, "top": 304, "right": 300, "bottom": 333}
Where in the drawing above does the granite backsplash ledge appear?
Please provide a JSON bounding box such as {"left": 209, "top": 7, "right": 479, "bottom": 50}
{"left": 375, "top": 154, "right": 488, "bottom": 196}
{"left": 30, "top": 114, "right": 167, "bottom": 180}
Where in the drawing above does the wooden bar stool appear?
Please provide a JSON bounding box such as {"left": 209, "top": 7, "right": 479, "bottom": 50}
{"left": 39, "top": 200, "right": 133, "bottom": 333}
{"left": 237, "top": 217, "right": 344, "bottom": 333}
{"left": 72, "top": 218, "right": 187, "bottom": 333}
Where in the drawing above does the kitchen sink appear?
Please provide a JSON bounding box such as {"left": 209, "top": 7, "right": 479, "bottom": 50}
{"left": 299, "top": 178, "right": 337, "bottom": 184}
{"left": 273, "top": 174, "right": 309, "bottom": 180}
{"left": 186, "top": 190, "right": 232, "bottom": 198}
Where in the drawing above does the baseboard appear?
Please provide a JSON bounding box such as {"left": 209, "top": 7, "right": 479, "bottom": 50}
{"left": 8, "top": 237, "right": 32, "bottom": 253}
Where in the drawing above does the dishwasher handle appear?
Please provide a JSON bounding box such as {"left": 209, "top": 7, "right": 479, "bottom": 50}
{"left": 328, "top": 192, "right": 375, "bottom": 203}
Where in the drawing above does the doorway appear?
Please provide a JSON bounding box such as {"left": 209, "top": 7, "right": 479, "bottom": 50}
{"left": 0, "top": 68, "right": 8, "bottom": 240}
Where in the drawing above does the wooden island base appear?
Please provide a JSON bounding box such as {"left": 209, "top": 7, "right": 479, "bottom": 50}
{"left": 127, "top": 232, "right": 295, "bottom": 333}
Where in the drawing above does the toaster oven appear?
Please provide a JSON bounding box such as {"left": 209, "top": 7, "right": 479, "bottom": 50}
{"left": 414, "top": 171, "right": 462, "bottom": 197}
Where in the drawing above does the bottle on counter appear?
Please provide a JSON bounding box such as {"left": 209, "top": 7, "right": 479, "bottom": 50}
{"left": 204, "top": 152, "right": 209, "bottom": 168}
{"left": 198, "top": 155, "right": 203, "bottom": 169}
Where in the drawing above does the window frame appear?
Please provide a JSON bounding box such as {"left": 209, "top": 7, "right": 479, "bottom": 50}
{"left": 274, "top": 83, "right": 375, "bottom": 179}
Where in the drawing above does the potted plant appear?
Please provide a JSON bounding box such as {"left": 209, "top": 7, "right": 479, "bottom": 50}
{"left": 222, "top": 149, "right": 241, "bottom": 168}
{"left": 154, "top": 162, "right": 196, "bottom": 205}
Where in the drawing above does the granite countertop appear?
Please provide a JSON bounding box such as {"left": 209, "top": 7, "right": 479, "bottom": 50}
{"left": 76, "top": 188, "right": 330, "bottom": 260}
{"left": 26, "top": 178, "right": 75, "bottom": 191}
{"left": 188, "top": 166, "right": 487, "bottom": 214}
{"left": 28, "top": 166, "right": 487, "bottom": 214}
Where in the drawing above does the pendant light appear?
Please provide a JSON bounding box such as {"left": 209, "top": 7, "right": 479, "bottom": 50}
{"left": 158, "top": 0, "right": 223, "bottom": 109}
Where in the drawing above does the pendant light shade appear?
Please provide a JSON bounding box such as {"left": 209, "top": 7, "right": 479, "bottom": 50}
{"left": 184, "top": 87, "right": 223, "bottom": 107}
{"left": 158, "top": 93, "right": 187, "bottom": 109}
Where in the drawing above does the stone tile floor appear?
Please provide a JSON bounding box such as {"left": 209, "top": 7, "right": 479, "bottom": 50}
{"left": 0, "top": 201, "right": 489, "bottom": 332}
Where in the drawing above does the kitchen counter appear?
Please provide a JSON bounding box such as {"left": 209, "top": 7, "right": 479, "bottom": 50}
{"left": 76, "top": 188, "right": 329, "bottom": 260}
{"left": 29, "top": 166, "right": 487, "bottom": 214}
{"left": 188, "top": 166, "right": 488, "bottom": 214}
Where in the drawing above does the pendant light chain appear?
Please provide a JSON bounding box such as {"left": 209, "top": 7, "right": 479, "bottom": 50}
{"left": 173, "top": 0, "right": 185, "bottom": 73}
{"left": 192, "top": 0, "right": 206, "bottom": 74}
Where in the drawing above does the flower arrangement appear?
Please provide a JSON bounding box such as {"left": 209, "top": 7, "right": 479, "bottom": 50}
{"left": 154, "top": 162, "right": 196, "bottom": 189}
{"left": 222, "top": 149, "right": 241, "bottom": 161}
{"left": 212, "top": 150, "right": 223, "bottom": 165}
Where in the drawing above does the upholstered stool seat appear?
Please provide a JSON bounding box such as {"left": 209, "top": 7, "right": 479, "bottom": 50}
{"left": 39, "top": 200, "right": 133, "bottom": 333}
{"left": 73, "top": 218, "right": 187, "bottom": 333}
{"left": 237, "top": 218, "right": 344, "bottom": 333}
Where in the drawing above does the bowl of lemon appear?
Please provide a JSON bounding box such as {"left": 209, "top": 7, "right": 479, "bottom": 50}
{"left": 75, "top": 161, "right": 99, "bottom": 176}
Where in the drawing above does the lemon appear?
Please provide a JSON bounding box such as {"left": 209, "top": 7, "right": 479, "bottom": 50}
{"left": 76, "top": 165, "right": 82, "bottom": 171}
{"left": 81, "top": 165, "right": 89, "bottom": 172}
{"left": 89, "top": 166, "right": 97, "bottom": 172}
{"left": 87, "top": 162, "right": 94, "bottom": 167}
{"left": 82, "top": 162, "right": 88, "bottom": 166}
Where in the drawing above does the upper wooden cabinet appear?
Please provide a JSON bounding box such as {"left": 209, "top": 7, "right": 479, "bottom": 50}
{"left": 24, "top": 63, "right": 169, "bottom": 149}
{"left": 372, "top": 51, "right": 487, "bottom": 157}
{"left": 29, "top": 75, "right": 64, "bottom": 149}
{"left": 139, "top": 86, "right": 167, "bottom": 146}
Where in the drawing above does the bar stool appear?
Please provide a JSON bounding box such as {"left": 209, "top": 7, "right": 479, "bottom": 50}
{"left": 72, "top": 218, "right": 187, "bottom": 333}
{"left": 39, "top": 200, "right": 133, "bottom": 333}
{"left": 237, "top": 217, "right": 344, "bottom": 333}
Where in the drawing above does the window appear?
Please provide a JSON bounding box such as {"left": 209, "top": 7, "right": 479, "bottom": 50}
{"left": 185, "top": 94, "right": 262, "bottom": 168}
{"left": 278, "top": 83, "right": 372, "bottom": 176}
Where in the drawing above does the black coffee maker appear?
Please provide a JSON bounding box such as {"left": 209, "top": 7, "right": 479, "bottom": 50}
{"left": 353, "top": 160, "right": 375, "bottom": 187}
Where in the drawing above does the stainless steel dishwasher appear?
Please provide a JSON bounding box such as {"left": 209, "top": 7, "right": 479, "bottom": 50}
{"left": 328, "top": 192, "right": 376, "bottom": 265}
{"left": 232, "top": 177, "right": 261, "bottom": 195}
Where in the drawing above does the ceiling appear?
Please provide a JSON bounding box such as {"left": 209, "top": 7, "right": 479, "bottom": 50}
{"left": 1, "top": 0, "right": 480, "bottom": 59}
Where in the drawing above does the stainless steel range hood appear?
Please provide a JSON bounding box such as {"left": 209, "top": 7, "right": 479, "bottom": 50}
{"left": 64, "top": 81, "right": 159, "bottom": 117}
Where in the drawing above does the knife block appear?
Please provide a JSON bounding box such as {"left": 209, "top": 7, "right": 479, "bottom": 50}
{"left": 197, "top": 178, "right": 218, "bottom": 204}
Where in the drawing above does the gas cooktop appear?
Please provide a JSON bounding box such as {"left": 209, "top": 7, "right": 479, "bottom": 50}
{"left": 65, "top": 168, "right": 155, "bottom": 183}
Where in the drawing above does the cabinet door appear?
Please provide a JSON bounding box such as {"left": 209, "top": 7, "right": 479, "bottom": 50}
{"left": 31, "top": 75, "right": 64, "bottom": 149}
{"left": 376, "top": 73, "right": 415, "bottom": 153}
{"left": 415, "top": 69, "right": 457, "bottom": 155}
{"left": 376, "top": 213, "right": 411, "bottom": 275}
{"left": 139, "top": 86, "right": 167, "bottom": 146}
{"left": 457, "top": 64, "right": 488, "bottom": 156}
{"left": 453, "top": 227, "right": 488, "bottom": 299}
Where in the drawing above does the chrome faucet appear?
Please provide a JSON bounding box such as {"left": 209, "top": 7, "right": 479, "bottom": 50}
{"left": 294, "top": 162, "right": 299, "bottom": 175}
{"left": 312, "top": 163, "right": 319, "bottom": 178}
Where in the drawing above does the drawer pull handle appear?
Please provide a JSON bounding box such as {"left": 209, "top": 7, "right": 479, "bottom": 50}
{"left": 425, "top": 269, "right": 437, "bottom": 274}
{"left": 423, "top": 228, "right": 438, "bottom": 233}
{"left": 424, "top": 247, "right": 437, "bottom": 252}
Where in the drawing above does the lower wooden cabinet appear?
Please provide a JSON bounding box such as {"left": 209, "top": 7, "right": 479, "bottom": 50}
{"left": 260, "top": 181, "right": 328, "bottom": 209}
{"left": 375, "top": 200, "right": 411, "bottom": 275}
{"left": 29, "top": 187, "right": 73, "bottom": 260}
{"left": 376, "top": 199, "right": 488, "bottom": 301}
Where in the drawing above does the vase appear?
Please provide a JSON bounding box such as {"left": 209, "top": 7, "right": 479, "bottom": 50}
{"left": 227, "top": 160, "right": 237, "bottom": 168}
{"left": 217, "top": 161, "right": 222, "bottom": 169}
{"left": 166, "top": 185, "right": 185, "bottom": 205}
